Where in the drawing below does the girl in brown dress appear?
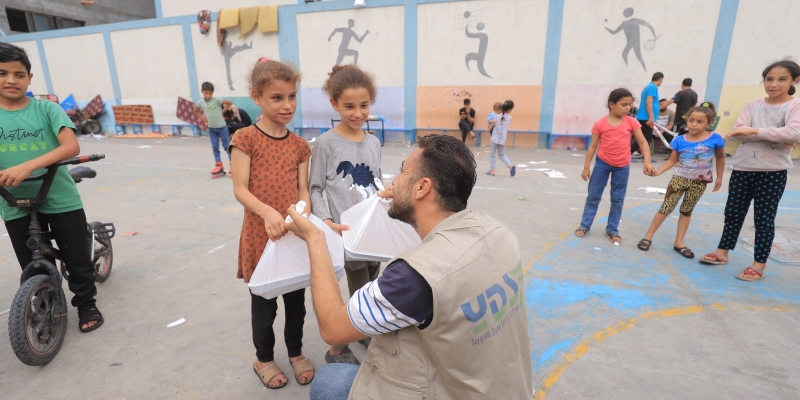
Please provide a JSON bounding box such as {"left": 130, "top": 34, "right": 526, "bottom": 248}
{"left": 229, "top": 57, "right": 314, "bottom": 390}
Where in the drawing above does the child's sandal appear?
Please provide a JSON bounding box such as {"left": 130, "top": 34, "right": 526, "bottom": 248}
{"left": 637, "top": 239, "right": 652, "bottom": 251}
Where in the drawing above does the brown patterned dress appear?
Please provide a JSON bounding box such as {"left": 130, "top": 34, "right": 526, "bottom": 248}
{"left": 229, "top": 125, "right": 311, "bottom": 282}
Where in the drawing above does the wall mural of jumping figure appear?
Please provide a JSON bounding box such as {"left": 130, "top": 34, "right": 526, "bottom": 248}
{"left": 329, "top": 19, "right": 369, "bottom": 65}
{"left": 220, "top": 39, "right": 253, "bottom": 90}
{"left": 463, "top": 11, "right": 491, "bottom": 78}
{"left": 605, "top": 7, "right": 658, "bottom": 71}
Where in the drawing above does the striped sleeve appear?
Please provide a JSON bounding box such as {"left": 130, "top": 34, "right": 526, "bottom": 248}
{"left": 346, "top": 260, "right": 433, "bottom": 336}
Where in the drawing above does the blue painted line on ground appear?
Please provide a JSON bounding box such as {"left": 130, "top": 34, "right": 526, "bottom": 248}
{"left": 526, "top": 190, "right": 800, "bottom": 375}
{"left": 537, "top": 338, "right": 574, "bottom": 370}
{"left": 705, "top": 0, "right": 740, "bottom": 105}
{"left": 539, "top": 0, "right": 565, "bottom": 133}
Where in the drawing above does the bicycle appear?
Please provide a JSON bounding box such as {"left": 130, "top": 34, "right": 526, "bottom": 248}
{"left": 0, "top": 154, "right": 116, "bottom": 366}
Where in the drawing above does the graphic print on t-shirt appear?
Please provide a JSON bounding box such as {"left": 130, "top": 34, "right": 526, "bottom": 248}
{"left": 337, "top": 161, "right": 378, "bottom": 200}
{"left": 0, "top": 127, "right": 48, "bottom": 153}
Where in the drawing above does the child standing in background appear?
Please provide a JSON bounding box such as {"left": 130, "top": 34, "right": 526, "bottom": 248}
{"left": 229, "top": 58, "right": 315, "bottom": 389}
{"left": 638, "top": 103, "right": 725, "bottom": 257}
{"left": 576, "top": 88, "right": 655, "bottom": 243}
{"left": 487, "top": 101, "right": 502, "bottom": 135}
{"left": 194, "top": 81, "right": 233, "bottom": 178}
{"left": 700, "top": 60, "right": 800, "bottom": 282}
{"left": 309, "top": 64, "right": 382, "bottom": 366}
{"left": 487, "top": 100, "right": 516, "bottom": 177}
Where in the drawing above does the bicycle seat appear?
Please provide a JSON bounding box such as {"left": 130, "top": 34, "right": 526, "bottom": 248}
{"left": 69, "top": 166, "right": 96, "bottom": 182}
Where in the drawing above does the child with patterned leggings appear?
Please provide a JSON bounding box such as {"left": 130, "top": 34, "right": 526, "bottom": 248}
{"left": 638, "top": 103, "right": 725, "bottom": 258}
{"left": 700, "top": 60, "right": 800, "bottom": 282}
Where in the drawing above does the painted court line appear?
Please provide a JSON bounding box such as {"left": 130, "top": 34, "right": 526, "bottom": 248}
{"left": 474, "top": 188, "right": 800, "bottom": 211}
{"left": 533, "top": 304, "right": 799, "bottom": 400}
{"left": 0, "top": 309, "right": 9, "bottom": 316}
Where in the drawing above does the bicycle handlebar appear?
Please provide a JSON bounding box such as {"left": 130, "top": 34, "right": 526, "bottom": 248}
{"left": 22, "top": 154, "right": 105, "bottom": 182}
{"left": 1, "top": 154, "right": 105, "bottom": 208}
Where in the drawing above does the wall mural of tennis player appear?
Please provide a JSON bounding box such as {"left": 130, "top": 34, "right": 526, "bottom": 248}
{"left": 463, "top": 11, "right": 491, "bottom": 78}
{"left": 328, "top": 19, "right": 370, "bottom": 65}
{"left": 605, "top": 7, "right": 658, "bottom": 71}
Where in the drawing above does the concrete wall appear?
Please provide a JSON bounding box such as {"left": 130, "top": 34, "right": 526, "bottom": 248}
{"left": 0, "top": 0, "right": 155, "bottom": 35}
{"left": 1, "top": 0, "right": 798, "bottom": 142}
{"left": 297, "top": 6, "right": 405, "bottom": 128}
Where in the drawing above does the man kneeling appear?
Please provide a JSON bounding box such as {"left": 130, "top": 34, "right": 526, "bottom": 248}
{"left": 286, "top": 134, "right": 533, "bottom": 399}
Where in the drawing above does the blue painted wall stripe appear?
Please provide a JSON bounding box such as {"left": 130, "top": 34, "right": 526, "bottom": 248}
{"left": 705, "top": 0, "right": 739, "bottom": 106}
{"left": 35, "top": 39, "right": 54, "bottom": 94}
{"left": 103, "top": 31, "right": 122, "bottom": 103}
{"left": 539, "top": 0, "right": 565, "bottom": 134}
{"left": 154, "top": 0, "right": 163, "bottom": 19}
{"left": 181, "top": 22, "right": 200, "bottom": 102}
{"left": 278, "top": 6, "right": 303, "bottom": 129}
{"left": 403, "top": 3, "right": 418, "bottom": 129}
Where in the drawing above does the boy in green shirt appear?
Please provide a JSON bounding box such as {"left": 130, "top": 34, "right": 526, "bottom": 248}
{"left": 193, "top": 82, "right": 233, "bottom": 178}
{"left": 0, "top": 42, "right": 103, "bottom": 333}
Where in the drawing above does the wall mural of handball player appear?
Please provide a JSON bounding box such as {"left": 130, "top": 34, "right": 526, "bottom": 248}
{"left": 605, "top": 7, "right": 659, "bottom": 71}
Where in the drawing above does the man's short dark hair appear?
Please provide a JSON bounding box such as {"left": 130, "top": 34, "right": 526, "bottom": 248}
{"left": 0, "top": 42, "right": 32, "bottom": 73}
{"left": 659, "top": 98, "right": 667, "bottom": 103}
{"left": 463, "top": 98, "right": 471, "bottom": 105}
{"left": 682, "top": 78, "right": 692, "bottom": 87}
{"left": 201, "top": 82, "right": 214, "bottom": 92}
{"left": 652, "top": 72, "right": 664, "bottom": 81}
{"left": 416, "top": 134, "right": 477, "bottom": 212}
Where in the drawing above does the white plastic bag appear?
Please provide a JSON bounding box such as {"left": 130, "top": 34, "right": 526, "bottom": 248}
{"left": 340, "top": 194, "right": 421, "bottom": 262}
{"left": 248, "top": 202, "right": 345, "bottom": 299}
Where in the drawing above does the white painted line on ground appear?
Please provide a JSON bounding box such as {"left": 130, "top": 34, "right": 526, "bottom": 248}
{"left": 0, "top": 309, "right": 9, "bottom": 316}
{"left": 99, "top": 162, "right": 204, "bottom": 171}
{"left": 209, "top": 237, "right": 241, "bottom": 254}
{"left": 476, "top": 188, "right": 800, "bottom": 210}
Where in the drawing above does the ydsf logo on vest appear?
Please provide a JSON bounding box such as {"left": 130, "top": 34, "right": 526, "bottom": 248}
{"left": 461, "top": 262, "right": 524, "bottom": 346}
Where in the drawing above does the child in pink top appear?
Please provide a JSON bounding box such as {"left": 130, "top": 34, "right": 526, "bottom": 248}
{"left": 576, "top": 88, "right": 655, "bottom": 243}
{"left": 700, "top": 60, "right": 800, "bottom": 282}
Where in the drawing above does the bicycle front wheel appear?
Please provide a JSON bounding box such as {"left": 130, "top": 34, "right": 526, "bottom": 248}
{"left": 8, "top": 275, "right": 68, "bottom": 366}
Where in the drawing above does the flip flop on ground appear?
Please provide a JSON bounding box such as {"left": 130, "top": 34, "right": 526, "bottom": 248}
{"left": 735, "top": 267, "right": 765, "bottom": 282}
{"left": 637, "top": 239, "right": 652, "bottom": 251}
{"left": 253, "top": 361, "right": 287, "bottom": 389}
{"left": 575, "top": 227, "right": 589, "bottom": 238}
{"left": 699, "top": 253, "right": 728, "bottom": 265}
{"left": 605, "top": 232, "right": 621, "bottom": 244}
{"left": 674, "top": 246, "right": 694, "bottom": 258}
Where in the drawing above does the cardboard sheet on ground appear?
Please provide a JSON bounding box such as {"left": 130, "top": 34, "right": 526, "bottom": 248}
{"left": 340, "top": 194, "right": 421, "bottom": 262}
{"left": 740, "top": 227, "right": 800, "bottom": 265}
{"left": 248, "top": 202, "right": 345, "bottom": 299}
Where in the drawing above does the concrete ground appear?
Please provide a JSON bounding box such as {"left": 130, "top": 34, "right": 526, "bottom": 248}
{"left": 0, "top": 136, "right": 798, "bottom": 399}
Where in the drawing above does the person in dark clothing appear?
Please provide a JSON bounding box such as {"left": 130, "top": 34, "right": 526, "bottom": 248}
{"left": 664, "top": 78, "right": 698, "bottom": 135}
{"left": 458, "top": 98, "right": 476, "bottom": 143}
{"left": 224, "top": 106, "right": 253, "bottom": 138}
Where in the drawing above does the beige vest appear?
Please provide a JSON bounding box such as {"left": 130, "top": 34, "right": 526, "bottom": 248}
{"left": 348, "top": 210, "right": 533, "bottom": 399}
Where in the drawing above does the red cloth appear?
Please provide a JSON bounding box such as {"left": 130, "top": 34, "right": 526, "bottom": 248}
{"left": 592, "top": 115, "right": 642, "bottom": 167}
{"left": 175, "top": 97, "right": 208, "bottom": 130}
{"left": 112, "top": 105, "right": 154, "bottom": 125}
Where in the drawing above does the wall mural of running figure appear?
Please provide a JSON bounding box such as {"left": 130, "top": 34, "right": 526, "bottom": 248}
{"left": 328, "top": 19, "right": 369, "bottom": 65}
{"left": 463, "top": 11, "right": 491, "bottom": 78}
{"left": 220, "top": 39, "right": 253, "bottom": 90}
{"left": 605, "top": 7, "right": 658, "bottom": 71}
